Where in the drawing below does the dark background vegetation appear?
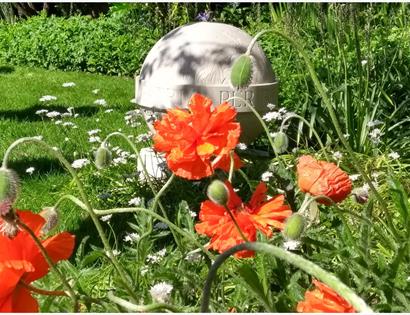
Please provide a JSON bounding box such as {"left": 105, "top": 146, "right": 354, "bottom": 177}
{"left": 1, "top": 4, "right": 410, "bottom": 312}
{"left": 1, "top": 3, "right": 409, "bottom": 161}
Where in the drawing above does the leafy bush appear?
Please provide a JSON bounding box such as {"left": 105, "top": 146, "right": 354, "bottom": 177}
{"left": 0, "top": 13, "right": 160, "bottom": 76}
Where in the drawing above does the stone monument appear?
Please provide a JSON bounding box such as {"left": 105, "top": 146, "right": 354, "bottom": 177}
{"left": 135, "top": 22, "right": 277, "bottom": 144}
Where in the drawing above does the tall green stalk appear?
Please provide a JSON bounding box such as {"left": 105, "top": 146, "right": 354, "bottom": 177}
{"left": 266, "top": 28, "right": 399, "bottom": 238}
{"left": 201, "top": 242, "right": 373, "bottom": 313}
{"left": 2, "top": 137, "right": 138, "bottom": 301}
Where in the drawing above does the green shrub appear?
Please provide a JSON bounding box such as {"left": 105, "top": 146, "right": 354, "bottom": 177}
{"left": 0, "top": 13, "right": 161, "bottom": 76}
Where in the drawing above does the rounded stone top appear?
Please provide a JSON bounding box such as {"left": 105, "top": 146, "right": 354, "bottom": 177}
{"left": 136, "top": 22, "right": 277, "bottom": 111}
{"left": 135, "top": 22, "right": 278, "bottom": 143}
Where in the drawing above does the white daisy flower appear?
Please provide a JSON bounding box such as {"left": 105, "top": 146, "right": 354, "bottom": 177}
{"left": 100, "top": 214, "right": 112, "bottom": 222}
{"left": 146, "top": 248, "right": 167, "bottom": 264}
{"left": 349, "top": 174, "right": 360, "bottom": 181}
{"left": 62, "top": 82, "right": 76, "bottom": 88}
{"left": 267, "top": 103, "right": 276, "bottom": 110}
{"left": 92, "top": 89, "right": 100, "bottom": 94}
{"left": 150, "top": 282, "right": 173, "bottom": 303}
{"left": 46, "top": 111, "right": 60, "bottom": 118}
{"left": 236, "top": 143, "right": 247, "bottom": 150}
{"left": 123, "top": 232, "right": 140, "bottom": 243}
{"left": 388, "top": 152, "right": 400, "bottom": 160}
{"left": 332, "top": 151, "right": 343, "bottom": 160}
{"left": 39, "top": 95, "right": 57, "bottom": 102}
{"left": 25, "top": 167, "right": 35, "bottom": 175}
{"left": 262, "top": 111, "right": 282, "bottom": 122}
{"left": 94, "top": 99, "right": 107, "bottom": 106}
{"left": 128, "top": 197, "right": 142, "bottom": 206}
{"left": 35, "top": 109, "right": 48, "bottom": 115}
{"left": 261, "top": 171, "right": 273, "bottom": 182}
{"left": 88, "top": 136, "right": 101, "bottom": 143}
{"left": 283, "top": 240, "right": 301, "bottom": 251}
{"left": 71, "top": 158, "right": 90, "bottom": 169}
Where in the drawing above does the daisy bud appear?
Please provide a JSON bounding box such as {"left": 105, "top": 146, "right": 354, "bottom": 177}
{"left": 95, "top": 145, "right": 112, "bottom": 170}
{"left": 0, "top": 168, "right": 19, "bottom": 216}
{"left": 273, "top": 131, "right": 289, "bottom": 154}
{"left": 283, "top": 213, "right": 305, "bottom": 240}
{"left": 207, "top": 180, "right": 229, "bottom": 206}
{"left": 40, "top": 207, "right": 59, "bottom": 233}
{"left": 230, "top": 54, "right": 254, "bottom": 89}
{"left": 351, "top": 187, "right": 369, "bottom": 204}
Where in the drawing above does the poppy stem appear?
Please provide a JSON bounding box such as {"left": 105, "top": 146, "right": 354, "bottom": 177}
{"left": 102, "top": 132, "right": 183, "bottom": 249}
{"left": 93, "top": 206, "right": 215, "bottom": 260}
{"left": 280, "top": 114, "right": 329, "bottom": 160}
{"left": 201, "top": 242, "right": 373, "bottom": 313}
{"left": 107, "top": 291, "right": 185, "bottom": 312}
{"left": 228, "top": 151, "right": 235, "bottom": 182}
{"left": 265, "top": 29, "right": 399, "bottom": 239}
{"left": 151, "top": 173, "right": 175, "bottom": 213}
{"left": 2, "top": 137, "right": 139, "bottom": 302}
{"left": 226, "top": 96, "right": 278, "bottom": 158}
{"left": 223, "top": 205, "right": 249, "bottom": 243}
{"left": 16, "top": 218, "right": 79, "bottom": 312}
{"left": 20, "top": 281, "right": 67, "bottom": 297}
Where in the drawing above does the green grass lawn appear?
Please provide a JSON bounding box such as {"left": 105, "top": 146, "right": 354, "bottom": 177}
{"left": 0, "top": 66, "right": 148, "bottom": 232}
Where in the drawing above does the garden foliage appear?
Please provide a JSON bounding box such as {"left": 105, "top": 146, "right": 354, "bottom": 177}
{"left": 0, "top": 3, "right": 410, "bottom": 313}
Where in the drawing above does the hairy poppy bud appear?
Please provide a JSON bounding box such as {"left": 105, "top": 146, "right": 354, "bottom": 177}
{"left": 273, "top": 131, "right": 289, "bottom": 154}
{"left": 283, "top": 213, "right": 305, "bottom": 240}
{"left": 95, "top": 145, "right": 112, "bottom": 170}
{"left": 0, "top": 168, "right": 19, "bottom": 216}
{"left": 230, "top": 54, "right": 254, "bottom": 89}
{"left": 351, "top": 187, "right": 369, "bottom": 204}
{"left": 207, "top": 180, "right": 229, "bottom": 206}
{"left": 40, "top": 207, "right": 59, "bottom": 233}
{"left": 0, "top": 211, "right": 18, "bottom": 238}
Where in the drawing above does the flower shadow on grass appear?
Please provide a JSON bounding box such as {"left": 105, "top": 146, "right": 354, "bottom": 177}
{"left": 0, "top": 104, "right": 100, "bottom": 122}
{"left": 0, "top": 65, "right": 16, "bottom": 74}
{"left": 8, "top": 157, "right": 66, "bottom": 178}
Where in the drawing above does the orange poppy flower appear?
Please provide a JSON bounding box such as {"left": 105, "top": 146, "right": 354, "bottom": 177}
{"left": 297, "top": 155, "right": 352, "bottom": 204}
{"left": 0, "top": 210, "right": 75, "bottom": 312}
{"left": 153, "top": 93, "right": 242, "bottom": 180}
{"left": 195, "top": 182, "right": 292, "bottom": 258}
{"left": 297, "top": 279, "right": 355, "bottom": 313}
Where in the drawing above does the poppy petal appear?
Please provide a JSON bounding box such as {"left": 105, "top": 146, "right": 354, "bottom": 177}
{"left": 12, "top": 286, "right": 38, "bottom": 312}
{"left": 23, "top": 232, "right": 75, "bottom": 283}
{"left": 16, "top": 210, "right": 46, "bottom": 236}
{"left": 249, "top": 182, "right": 268, "bottom": 209}
{"left": 0, "top": 268, "right": 25, "bottom": 300}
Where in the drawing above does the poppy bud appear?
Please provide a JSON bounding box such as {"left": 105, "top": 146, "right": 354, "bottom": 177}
{"left": 273, "top": 131, "right": 289, "bottom": 154}
{"left": 230, "top": 54, "right": 254, "bottom": 89}
{"left": 351, "top": 187, "right": 369, "bottom": 204}
{"left": 283, "top": 213, "right": 305, "bottom": 240}
{"left": 207, "top": 180, "right": 229, "bottom": 206}
{"left": 0, "top": 211, "right": 18, "bottom": 238}
{"left": 0, "top": 168, "right": 19, "bottom": 216}
{"left": 40, "top": 207, "right": 59, "bottom": 234}
{"left": 95, "top": 145, "right": 112, "bottom": 170}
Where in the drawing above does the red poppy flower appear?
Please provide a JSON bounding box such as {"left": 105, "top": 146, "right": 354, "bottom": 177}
{"left": 195, "top": 182, "right": 292, "bottom": 258}
{"left": 153, "top": 93, "right": 242, "bottom": 180}
{"left": 297, "top": 155, "right": 352, "bottom": 204}
{"left": 0, "top": 210, "right": 75, "bottom": 312}
{"left": 297, "top": 279, "right": 355, "bottom": 313}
